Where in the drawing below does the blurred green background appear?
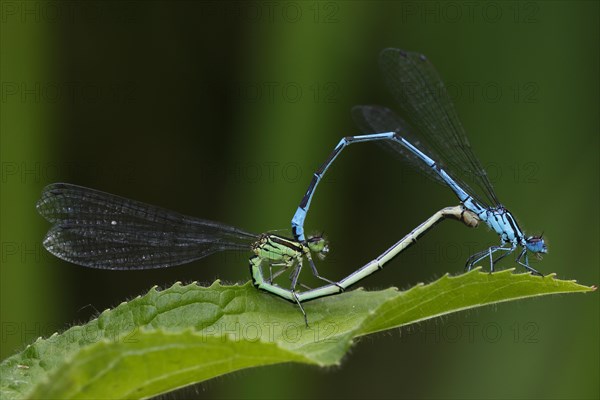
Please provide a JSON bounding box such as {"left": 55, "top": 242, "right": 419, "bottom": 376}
{"left": 1, "top": 1, "right": 598, "bottom": 398}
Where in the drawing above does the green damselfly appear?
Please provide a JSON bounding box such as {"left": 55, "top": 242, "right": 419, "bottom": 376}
{"left": 38, "top": 183, "right": 477, "bottom": 324}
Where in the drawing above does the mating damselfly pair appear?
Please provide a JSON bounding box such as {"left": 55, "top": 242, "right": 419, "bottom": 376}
{"left": 38, "top": 48, "right": 547, "bottom": 325}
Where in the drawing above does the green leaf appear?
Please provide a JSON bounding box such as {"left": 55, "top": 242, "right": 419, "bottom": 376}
{"left": 1, "top": 269, "right": 595, "bottom": 399}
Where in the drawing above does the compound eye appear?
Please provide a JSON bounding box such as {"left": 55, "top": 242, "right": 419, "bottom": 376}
{"left": 526, "top": 236, "right": 547, "bottom": 253}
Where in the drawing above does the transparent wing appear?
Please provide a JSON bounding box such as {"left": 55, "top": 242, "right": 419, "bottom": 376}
{"left": 37, "top": 183, "right": 257, "bottom": 270}
{"left": 370, "top": 48, "right": 499, "bottom": 207}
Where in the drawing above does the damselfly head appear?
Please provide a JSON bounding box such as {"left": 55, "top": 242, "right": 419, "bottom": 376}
{"left": 525, "top": 235, "right": 547, "bottom": 254}
{"left": 306, "top": 235, "right": 329, "bottom": 260}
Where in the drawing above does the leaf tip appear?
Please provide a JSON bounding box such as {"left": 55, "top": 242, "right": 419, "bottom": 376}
{"left": 496, "top": 267, "right": 517, "bottom": 275}
{"left": 209, "top": 279, "right": 223, "bottom": 288}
